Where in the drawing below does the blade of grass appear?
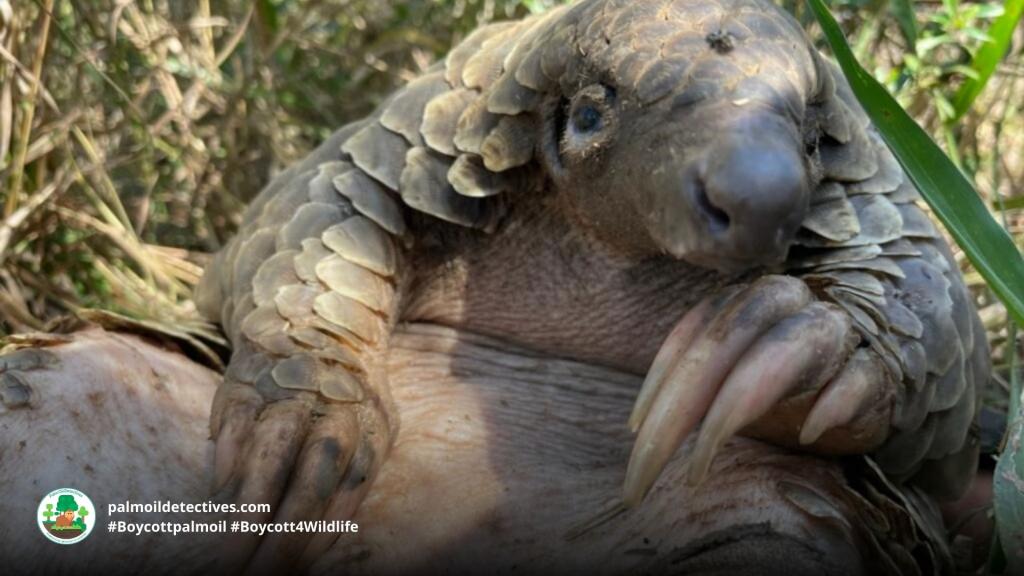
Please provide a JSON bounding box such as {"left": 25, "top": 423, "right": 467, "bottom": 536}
{"left": 949, "top": 0, "right": 1024, "bottom": 123}
{"left": 806, "top": 0, "right": 1024, "bottom": 327}
{"left": 0, "top": 168, "right": 65, "bottom": 259}
{"left": 70, "top": 127, "right": 135, "bottom": 233}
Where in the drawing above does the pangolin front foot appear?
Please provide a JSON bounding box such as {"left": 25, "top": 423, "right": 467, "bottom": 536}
{"left": 624, "top": 275, "right": 895, "bottom": 506}
{"left": 210, "top": 362, "right": 389, "bottom": 574}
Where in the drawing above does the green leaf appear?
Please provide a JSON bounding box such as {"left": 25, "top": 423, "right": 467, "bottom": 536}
{"left": 950, "top": 0, "right": 1024, "bottom": 122}
{"left": 806, "top": 0, "right": 1024, "bottom": 327}
{"left": 888, "top": 0, "right": 918, "bottom": 48}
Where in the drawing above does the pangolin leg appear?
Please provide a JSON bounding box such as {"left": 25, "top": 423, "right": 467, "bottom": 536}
{"left": 201, "top": 154, "right": 407, "bottom": 572}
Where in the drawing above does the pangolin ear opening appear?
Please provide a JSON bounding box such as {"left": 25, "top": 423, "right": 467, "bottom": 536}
{"left": 540, "top": 95, "right": 571, "bottom": 181}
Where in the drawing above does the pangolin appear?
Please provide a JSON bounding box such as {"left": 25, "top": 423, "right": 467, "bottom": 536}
{"left": 195, "top": 0, "right": 990, "bottom": 568}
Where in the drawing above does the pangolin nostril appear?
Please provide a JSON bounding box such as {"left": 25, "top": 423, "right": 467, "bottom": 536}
{"left": 693, "top": 180, "right": 731, "bottom": 234}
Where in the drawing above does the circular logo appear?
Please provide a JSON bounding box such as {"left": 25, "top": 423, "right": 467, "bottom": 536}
{"left": 38, "top": 488, "right": 95, "bottom": 545}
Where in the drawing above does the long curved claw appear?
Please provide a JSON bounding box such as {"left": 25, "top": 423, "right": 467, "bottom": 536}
{"left": 629, "top": 295, "right": 722, "bottom": 433}
{"left": 298, "top": 403, "right": 391, "bottom": 569}
{"left": 245, "top": 407, "right": 360, "bottom": 574}
{"left": 623, "top": 275, "right": 812, "bottom": 506}
{"left": 799, "top": 348, "right": 889, "bottom": 448}
{"left": 211, "top": 383, "right": 265, "bottom": 492}
{"left": 685, "top": 303, "right": 852, "bottom": 485}
{"left": 220, "top": 396, "right": 316, "bottom": 572}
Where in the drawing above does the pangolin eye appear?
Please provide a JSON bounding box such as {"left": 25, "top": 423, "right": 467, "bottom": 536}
{"left": 571, "top": 105, "right": 603, "bottom": 133}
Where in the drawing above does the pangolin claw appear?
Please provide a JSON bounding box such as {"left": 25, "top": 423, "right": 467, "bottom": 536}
{"left": 624, "top": 276, "right": 891, "bottom": 506}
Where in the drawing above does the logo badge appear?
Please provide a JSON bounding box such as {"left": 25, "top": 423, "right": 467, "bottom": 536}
{"left": 38, "top": 488, "right": 95, "bottom": 544}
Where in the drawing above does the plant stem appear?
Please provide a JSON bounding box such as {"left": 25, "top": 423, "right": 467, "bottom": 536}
{"left": 5, "top": 0, "right": 54, "bottom": 218}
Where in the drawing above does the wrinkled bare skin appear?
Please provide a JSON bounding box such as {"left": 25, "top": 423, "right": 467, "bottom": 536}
{"left": 403, "top": 192, "right": 738, "bottom": 377}
{"left": 2, "top": 327, "right": 881, "bottom": 575}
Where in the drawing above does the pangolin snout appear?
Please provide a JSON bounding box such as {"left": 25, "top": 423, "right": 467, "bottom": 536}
{"left": 685, "top": 123, "right": 810, "bottom": 267}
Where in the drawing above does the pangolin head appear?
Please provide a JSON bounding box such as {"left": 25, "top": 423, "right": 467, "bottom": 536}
{"left": 509, "top": 0, "right": 835, "bottom": 271}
